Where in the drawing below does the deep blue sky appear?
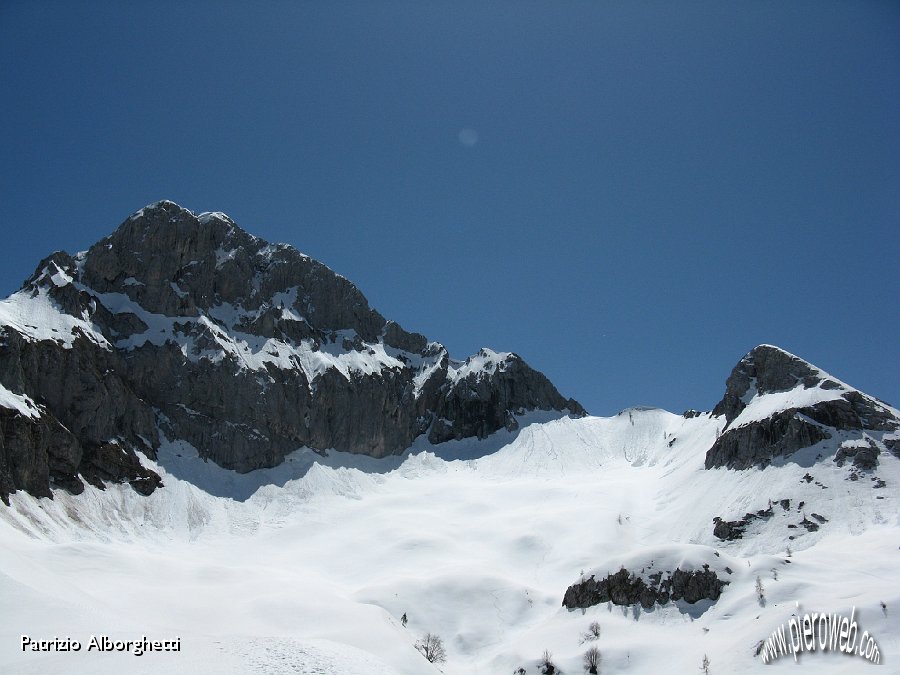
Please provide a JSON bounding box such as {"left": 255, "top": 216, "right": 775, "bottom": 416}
{"left": 2, "top": 2, "right": 898, "bottom": 416}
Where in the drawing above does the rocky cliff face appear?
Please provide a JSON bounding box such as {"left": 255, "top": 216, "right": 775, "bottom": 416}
{"left": 705, "top": 345, "right": 900, "bottom": 470}
{"left": 0, "top": 201, "right": 584, "bottom": 503}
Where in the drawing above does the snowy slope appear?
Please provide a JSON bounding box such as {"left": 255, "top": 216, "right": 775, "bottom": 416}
{"left": 0, "top": 281, "right": 109, "bottom": 350}
{"left": 0, "top": 383, "right": 43, "bottom": 420}
{"left": 1, "top": 410, "right": 896, "bottom": 674}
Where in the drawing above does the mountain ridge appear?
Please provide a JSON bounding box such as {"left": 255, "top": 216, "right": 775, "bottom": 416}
{"left": 1, "top": 202, "right": 897, "bottom": 506}
{"left": 0, "top": 201, "right": 583, "bottom": 503}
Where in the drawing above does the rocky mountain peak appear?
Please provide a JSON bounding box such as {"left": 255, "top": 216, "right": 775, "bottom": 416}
{"left": 711, "top": 345, "right": 840, "bottom": 424}
{"left": 93, "top": 200, "right": 252, "bottom": 277}
{"left": 0, "top": 202, "right": 584, "bottom": 503}
{"left": 707, "top": 345, "right": 899, "bottom": 470}
{"left": 43, "top": 200, "right": 389, "bottom": 343}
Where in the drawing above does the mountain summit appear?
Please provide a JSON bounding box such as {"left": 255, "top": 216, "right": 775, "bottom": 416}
{"left": 707, "top": 344, "right": 899, "bottom": 469}
{"left": 0, "top": 201, "right": 583, "bottom": 503}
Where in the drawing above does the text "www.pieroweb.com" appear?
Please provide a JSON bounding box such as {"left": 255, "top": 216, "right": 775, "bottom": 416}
{"left": 760, "top": 604, "right": 880, "bottom": 665}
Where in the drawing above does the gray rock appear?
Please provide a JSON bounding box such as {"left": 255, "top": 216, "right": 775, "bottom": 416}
{"left": 712, "top": 503, "right": 776, "bottom": 541}
{"left": 382, "top": 321, "right": 427, "bottom": 354}
{"left": 705, "top": 410, "right": 831, "bottom": 470}
{"left": 0, "top": 406, "right": 81, "bottom": 504}
{"left": 0, "top": 324, "right": 163, "bottom": 503}
{"left": 834, "top": 440, "right": 880, "bottom": 470}
{"left": 562, "top": 565, "right": 728, "bottom": 610}
{"left": 713, "top": 518, "right": 743, "bottom": 541}
{"left": 423, "top": 349, "right": 585, "bottom": 444}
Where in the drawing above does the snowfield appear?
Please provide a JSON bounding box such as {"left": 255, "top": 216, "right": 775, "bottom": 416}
{"left": 1, "top": 411, "right": 897, "bottom": 674}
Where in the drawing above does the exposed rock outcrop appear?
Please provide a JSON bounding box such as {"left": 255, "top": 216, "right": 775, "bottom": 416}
{"left": 562, "top": 565, "right": 728, "bottom": 610}
{"left": 425, "top": 349, "right": 583, "bottom": 444}
{"left": 712, "top": 505, "right": 774, "bottom": 541}
{"left": 0, "top": 405, "right": 81, "bottom": 504}
{"left": 706, "top": 345, "right": 899, "bottom": 470}
{"left": 833, "top": 439, "right": 881, "bottom": 470}
{"left": 0, "top": 201, "right": 584, "bottom": 502}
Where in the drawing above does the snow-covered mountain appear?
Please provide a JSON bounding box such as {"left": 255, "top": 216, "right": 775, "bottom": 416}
{"left": 0, "top": 201, "right": 582, "bottom": 504}
{"left": 707, "top": 344, "right": 898, "bottom": 471}
{"left": 0, "top": 203, "right": 897, "bottom": 674}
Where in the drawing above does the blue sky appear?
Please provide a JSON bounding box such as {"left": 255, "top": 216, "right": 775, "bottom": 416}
{"left": 2, "top": 1, "right": 898, "bottom": 416}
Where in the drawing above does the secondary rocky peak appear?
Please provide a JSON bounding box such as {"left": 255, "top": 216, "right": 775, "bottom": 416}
{"left": 428, "top": 349, "right": 586, "bottom": 444}
{"left": 706, "top": 345, "right": 899, "bottom": 470}
{"left": 711, "top": 344, "right": 839, "bottom": 424}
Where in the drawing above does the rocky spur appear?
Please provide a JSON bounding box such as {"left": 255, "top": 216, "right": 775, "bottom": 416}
{"left": 21, "top": 634, "right": 181, "bottom": 655}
